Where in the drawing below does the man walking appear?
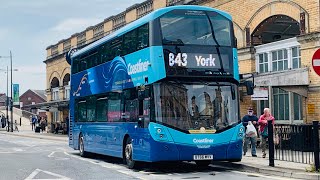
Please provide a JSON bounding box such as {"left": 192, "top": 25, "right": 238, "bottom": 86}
{"left": 242, "top": 107, "right": 258, "bottom": 157}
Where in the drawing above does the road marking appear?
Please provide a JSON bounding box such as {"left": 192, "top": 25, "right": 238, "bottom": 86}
{"left": 63, "top": 151, "right": 147, "bottom": 180}
{"left": 48, "top": 151, "right": 56, "bottom": 158}
{"left": 24, "top": 168, "right": 71, "bottom": 180}
{"left": 232, "top": 171, "right": 294, "bottom": 180}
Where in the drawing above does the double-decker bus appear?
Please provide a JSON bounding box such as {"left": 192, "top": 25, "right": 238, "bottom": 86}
{"left": 67, "top": 5, "right": 253, "bottom": 168}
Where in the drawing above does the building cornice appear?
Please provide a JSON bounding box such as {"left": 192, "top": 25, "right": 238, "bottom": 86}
{"left": 297, "top": 31, "right": 320, "bottom": 44}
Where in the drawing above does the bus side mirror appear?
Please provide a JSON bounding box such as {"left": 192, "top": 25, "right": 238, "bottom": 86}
{"left": 245, "top": 81, "right": 254, "bottom": 95}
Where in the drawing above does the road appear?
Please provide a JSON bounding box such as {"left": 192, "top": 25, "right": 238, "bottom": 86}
{"left": 0, "top": 134, "right": 295, "bottom": 180}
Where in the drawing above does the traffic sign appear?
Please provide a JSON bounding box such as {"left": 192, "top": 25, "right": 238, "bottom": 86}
{"left": 312, "top": 48, "right": 320, "bottom": 76}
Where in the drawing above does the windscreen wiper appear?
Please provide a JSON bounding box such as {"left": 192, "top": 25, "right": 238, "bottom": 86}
{"left": 205, "top": 13, "right": 225, "bottom": 74}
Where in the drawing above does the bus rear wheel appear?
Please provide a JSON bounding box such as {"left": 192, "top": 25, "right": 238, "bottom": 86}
{"left": 79, "top": 134, "right": 88, "bottom": 157}
{"left": 195, "top": 160, "right": 211, "bottom": 168}
{"left": 124, "top": 137, "right": 136, "bottom": 169}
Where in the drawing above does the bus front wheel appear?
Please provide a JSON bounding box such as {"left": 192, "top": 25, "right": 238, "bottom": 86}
{"left": 124, "top": 137, "right": 136, "bottom": 169}
{"left": 79, "top": 134, "right": 88, "bottom": 157}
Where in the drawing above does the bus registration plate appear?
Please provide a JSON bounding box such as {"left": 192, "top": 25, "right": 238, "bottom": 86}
{"left": 193, "top": 155, "right": 213, "bottom": 160}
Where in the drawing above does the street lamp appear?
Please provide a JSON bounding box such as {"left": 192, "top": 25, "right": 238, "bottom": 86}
{"left": 0, "top": 67, "right": 18, "bottom": 132}
{"left": 0, "top": 51, "right": 14, "bottom": 132}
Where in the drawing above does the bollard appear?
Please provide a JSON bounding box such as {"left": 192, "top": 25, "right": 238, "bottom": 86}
{"left": 20, "top": 117, "right": 21, "bottom": 126}
{"left": 313, "top": 121, "right": 319, "bottom": 172}
{"left": 268, "top": 120, "right": 274, "bottom": 167}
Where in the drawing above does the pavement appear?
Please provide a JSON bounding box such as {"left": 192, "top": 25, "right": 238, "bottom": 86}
{"left": 1, "top": 125, "right": 319, "bottom": 179}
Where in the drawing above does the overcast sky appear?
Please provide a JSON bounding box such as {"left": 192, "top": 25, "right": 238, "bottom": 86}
{"left": 0, "top": 0, "right": 145, "bottom": 96}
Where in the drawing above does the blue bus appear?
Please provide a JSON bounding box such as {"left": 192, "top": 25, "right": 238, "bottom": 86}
{"left": 67, "top": 5, "right": 253, "bottom": 168}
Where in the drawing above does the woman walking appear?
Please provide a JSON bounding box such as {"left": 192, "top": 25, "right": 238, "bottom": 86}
{"left": 258, "top": 108, "right": 275, "bottom": 158}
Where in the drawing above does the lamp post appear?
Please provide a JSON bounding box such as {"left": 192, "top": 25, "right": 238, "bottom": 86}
{"left": 0, "top": 67, "right": 18, "bottom": 132}
{"left": 0, "top": 51, "right": 14, "bottom": 132}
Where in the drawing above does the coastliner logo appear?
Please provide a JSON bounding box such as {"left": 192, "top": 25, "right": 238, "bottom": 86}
{"left": 193, "top": 138, "right": 214, "bottom": 143}
{"left": 128, "top": 59, "right": 149, "bottom": 75}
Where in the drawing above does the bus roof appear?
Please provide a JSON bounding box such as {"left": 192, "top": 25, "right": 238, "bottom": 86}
{"left": 71, "top": 5, "right": 232, "bottom": 59}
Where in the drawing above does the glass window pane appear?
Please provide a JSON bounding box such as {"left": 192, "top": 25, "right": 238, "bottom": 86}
{"left": 284, "top": 49, "right": 288, "bottom": 59}
{"left": 78, "top": 102, "right": 86, "bottom": 122}
{"left": 259, "top": 54, "right": 263, "bottom": 63}
{"left": 264, "top": 63, "right": 268, "bottom": 72}
{"left": 292, "top": 47, "right": 297, "bottom": 57}
{"left": 293, "top": 93, "right": 299, "bottom": 120}
{"left": 293, "top": 58, "right": 298, "bottom": 69}
{"left": 284, "top": 94, "right": 289, "bottom": 120}
{"left": 264, "top": 53, "right": 268, "bottom": 62}
{"left": 273, "top": 95, "right": 278, "bottom": 120}
{"left": 278, "top": 50, "right": 283, "bottom": 59}
{"left": 284, "top": 60, "right": 288, "bottom": 70}
{"left": 279, "top": 94, "right": 284, "bottom": 120}
{"left": 272, "top": 51, "right": 277, "bottom": 61}
{"left": 272, "top": 62, "right": 277, "bottom": 71}
{"left": 97, "top": 98, "right": 107, "bottom": 122}
{"left": 278, "top": 61, "right": 283, "bottom": 71}
{"left": 259, "top": 64, "right": 264, "bottom": 73}
{"left": 273, "top": 87, "right": 278, "bottom": 94}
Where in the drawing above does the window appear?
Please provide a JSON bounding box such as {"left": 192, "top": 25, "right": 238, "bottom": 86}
{"left": 123, "top": 29, "right": 138, "bottom": 55}
{"left": 87, "top": 97, "right": 96, "bottom": 122}
{"left": 78, "top": 101, "right": 87, "bottom": 122}
{"left": 293, "top": 93, "right": 303, "bottom": 120}
{"left": 273, "top": 88, "right": 289, "bottom": 120}
{"left": 96, "top": 97, "right": 108, "bottom": 122}
{"left": 259, "top": 100, "right": 269, "bottom": 116}
{"left": 110, "top": 37, "right": 123, "bottom": 57}
{"left": 160, "top": 10, "right": 232, "bottom": 46}
{"left": 64, "top": 86, "right": 70, "bottom": 100}
{"left": 292, "top": 47, "right": 301, "bottom": 69}
{"left": 53, "top": 111, "right": 59, "bottom": 123}
{"left": 123, "top": 89, "right": 139, "bottom": 122}
{"left": 107, "top": 92, "right": 122, "bottom": 122}
{"left": 137, "top": 24, "right": 149, "bottom": 50}
{"left": 52, "top": 88, "right": 59, "bottom": 101}
{"left": 272, "top": 49, "right": 288, "bottom": 71}
{"left": 258, "top": 53, "right": 268, "bottom": 73}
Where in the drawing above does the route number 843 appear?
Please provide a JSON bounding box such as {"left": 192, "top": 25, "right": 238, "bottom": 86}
{"left": 169, "top": 53, "right": 187, "bottom": 67}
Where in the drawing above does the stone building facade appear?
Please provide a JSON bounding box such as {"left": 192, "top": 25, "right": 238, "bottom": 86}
{"left": 45, "top": 0, "right": 320, "bottom": 126}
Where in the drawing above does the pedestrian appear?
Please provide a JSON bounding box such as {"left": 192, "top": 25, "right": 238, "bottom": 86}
{"left": 31, "top": 115, "right": 36, "bottom": 131}
{"left": 14, "top": 120, "right": 19, "bottom": 132}
{"left": 242, "top": 107, "right": 258, "bottom": 157}
{"left": 40, "top": 119, "right": 46, "bottom": 133}
{"left": 258, "top": 108, "right": 275, "bottom": 158}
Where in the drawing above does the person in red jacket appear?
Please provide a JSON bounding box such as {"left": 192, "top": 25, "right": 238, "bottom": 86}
{"left": 258, "top": 108, "right": 275, "bottom": 158}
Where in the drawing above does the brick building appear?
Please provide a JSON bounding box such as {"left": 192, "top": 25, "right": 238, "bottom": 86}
{"left": 20, "top": 89, "right": 47, "bottom": 118}
{"left": 45, "top": 0, "right": 320, "bottom": 126}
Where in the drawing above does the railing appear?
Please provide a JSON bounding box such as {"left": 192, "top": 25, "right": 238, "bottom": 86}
{"left": 274, "top": 124, "right": 315, "bottom": 164}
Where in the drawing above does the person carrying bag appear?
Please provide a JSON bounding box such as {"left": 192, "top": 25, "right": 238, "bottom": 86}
{"left": 258, "top": 108, "right": 275, "bottom": 158}
{"left": 242, "top": 107, "right": 258, "bottom": 157}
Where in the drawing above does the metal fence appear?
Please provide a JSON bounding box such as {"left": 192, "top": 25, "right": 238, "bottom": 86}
{"left": 274, "top": 124, "right": 315, "bottom": 164}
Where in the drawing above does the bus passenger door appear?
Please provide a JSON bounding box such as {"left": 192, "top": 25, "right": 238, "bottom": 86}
{"left": 133, "top": 90, "right": 152, "bottom": 160}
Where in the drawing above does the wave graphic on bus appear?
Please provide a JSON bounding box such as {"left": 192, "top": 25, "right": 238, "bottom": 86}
{"left": 101, "top": 56, "right": 134, "bottom": 91}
